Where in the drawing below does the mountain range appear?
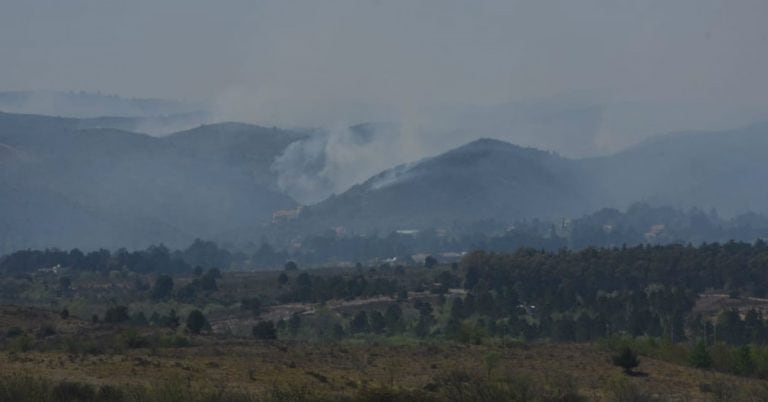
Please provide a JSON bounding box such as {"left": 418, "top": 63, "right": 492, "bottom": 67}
{"left": 1, "top": 107, "right": 767, "bottom": 252}
{"left": 295, "top": 122, "right": 768, "bottom": 233}
{"left": 0, "top": 111, "right": 303, "bottom": 252}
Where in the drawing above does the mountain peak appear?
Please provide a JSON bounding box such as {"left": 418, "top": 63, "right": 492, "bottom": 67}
{"left": 441, "top": 137, "right": 560, "bottom": 163}
{"left": 462, "top": 137, "right": 512, "bottom": 148}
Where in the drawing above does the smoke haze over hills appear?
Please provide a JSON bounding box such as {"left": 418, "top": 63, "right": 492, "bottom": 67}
{"left": 2, "top": 1, "right": 768, "bottom": 252}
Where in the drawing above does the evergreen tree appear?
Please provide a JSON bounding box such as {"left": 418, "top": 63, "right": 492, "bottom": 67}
{"left": 350, "top": 311, "right": 370, "bottom": 334}
{"left": 278, "top": 272, "right": 289, "bottom": 287}
{"left": 186, "top": 310, "right": 207, "bottom": 334}
{"left": 384, "top": 304, "right": 403, "bottom": 333}
{"left": 736, "top": 345, "right": 754, "bottom": 376}
{"left": 369, "top": 311, "right": 386, "bottom": 334}
{"left": 688, "top": 340, "right": 713, "bottom": 369}
{"left": 151, "top": 275, "right": 174, "bottom": 300}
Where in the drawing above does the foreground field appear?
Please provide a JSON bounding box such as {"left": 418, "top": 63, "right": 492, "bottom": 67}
{"left": 1, "top": 340, "right": 766, "bottom": 401}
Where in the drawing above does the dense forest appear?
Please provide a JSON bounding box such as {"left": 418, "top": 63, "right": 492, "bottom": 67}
{"left": 5, "top": 240, "right": 768, "bottom": 346}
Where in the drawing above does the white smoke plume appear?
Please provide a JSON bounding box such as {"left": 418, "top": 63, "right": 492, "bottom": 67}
{"left": 271, "top": 121, "right": 427, "bottom": 205}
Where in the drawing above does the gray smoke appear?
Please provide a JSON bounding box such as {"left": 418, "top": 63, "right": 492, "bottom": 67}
{"left": 271, "top": 122, "right": 426, "bottom": 204}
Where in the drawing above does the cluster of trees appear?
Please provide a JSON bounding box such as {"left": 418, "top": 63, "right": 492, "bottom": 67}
{"left": 269, "top": 203, "right": 768, "bottom": 265}
{"left": 463, "top": 241, "right": 768, "bottom": 299}
{"left": 261, "top": 241, "right": 768, "bottom": 346}
{"left": 99, "top": 304, "right": 208, "bottom": 335}
{"left": 689, "top": 309, "right": 768, "bottom": 346}
{"left": 277, "top": 271, "right": 401, "bottom": 303}
{"left": 1, "top": 245, "right": 191, "bottom": 274}
{"left": 607, "top": 335, "right": 768, "bottom": 380}
{"left": 452, "top": 242, "right": 768, "bottom": 342}
{"left": 0, "top": 239, "right": 241, "bottom": 274}
{"left": 5, "top": 204, "right": 768, "bottom": 271}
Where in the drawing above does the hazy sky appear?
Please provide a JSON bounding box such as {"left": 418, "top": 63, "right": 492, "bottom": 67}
{"left": 2, "top": 1, "right": 766, "bottom": 104}
{"left": 3, "top": 0, "right": 768, "bottom": 203}
{"left": 3, "top": 1, "right": 768, "bottom": 156}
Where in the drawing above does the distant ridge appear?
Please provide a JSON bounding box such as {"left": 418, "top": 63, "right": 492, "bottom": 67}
{"left": 3, "top": 107, "right": 768, "bottom": 250}
{"left": 290, "top": 122, "right": 768, "bottom": 234}
{"left": 0, "top": 112, "right": 303, "bottom": 252}
{"left": 297, "top": 137, "right": 591, "bottom": 233}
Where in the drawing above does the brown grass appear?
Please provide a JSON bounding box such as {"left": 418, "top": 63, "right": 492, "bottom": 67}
{"left": 1, "top": 340, "right": 765, "bottom": 400}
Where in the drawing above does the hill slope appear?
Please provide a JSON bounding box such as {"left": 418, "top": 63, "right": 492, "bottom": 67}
{"left": 0, "top": 112, "right": 303, "bottom": 252}
{"left": 292, "top": 123, "right": 768, "bottom": 234}
{"left": 583, "top": 122, "right": 768, "bottom": 215}
{"left": 299, "top": 138, "right": 594, "bottom": 232}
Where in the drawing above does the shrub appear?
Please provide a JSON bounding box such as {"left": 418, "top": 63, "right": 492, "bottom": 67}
{"left": 118, "top": 329, "right": 150, "bottom": 349}
{"left": 735, "top": 345, "right": 755, "bottom": 376}
{"left": 355, "top": 387, "right": 440, "bottom": 402}
{"left": 608, "top": 375, "right": 662, "bottom": 402}
{"left": 151, "top": 274, "right": 174, "bottom": 300}
{"left": 159, "top": 335, "right": 191, "bottom": 348}
{"left": 51, "top": 381, "right": 95, "bottom": 402}
{"left": 710, "top": 343, "right": 738, "bottom": 374}
{"left": 253, "top": 321, "right": 277, "bottom": 340}
{"left": 688, "top": 340, "right": 713, "bottom": 369}
{"left": 701, "top": 380, "right": 738, "bottom": 402}
{"left": 36, "top": 325, "right": 57, "bottom": 338}
{"left": 11, "top": 333, "right": 33, "bottom": 352}
{"left": 6, "top": 326, "right": 23, "bottom": 338}
{"left": 186, "top": 310, "right": 208, "bottom": 335}
{"left": 612, "top": 347, "right": 640, "bottom": 374}
{"left": 95, "top": 384, "right": 124, "bottom": 401}
{"left": 241, "top": 297, "right": 262, "bottom": 316}
{"left": 104, "top": 305, "right": 130, "bottom": 324}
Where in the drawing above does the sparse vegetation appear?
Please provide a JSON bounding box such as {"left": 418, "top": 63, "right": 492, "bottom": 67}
{"left": 3, "top": 242, "right": 768, "bottom": 398}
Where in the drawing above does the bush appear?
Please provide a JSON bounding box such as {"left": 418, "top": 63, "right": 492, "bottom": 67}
{"left": 35, "top": 325, "right": 57, "bottom": 338}
{"left": 710, "top": 343, "right": 738, "bottom": 373}
{"left": 608, "top": 375, "right": 662, "bottom": 402}
{"left": 118, "top": 329, "right": 150, "bottom": 349}
{"left": 688, "top": 340, "right": 713, "bottom": 369}
{"left": 6, "top": 327, "right": 23, "bottom": 338}
{"left": 735, "top": 345, "right": 755, "bottom": 376}
{"left": 186, "top": 310, "right": 208, "bottom": 335}
{"left": 51, "top": 381, "right": 96, "bottom": 402}
{"left": 432, "top": 369, "right": 509, "bottom": 402}
{"left": 253, "top": 321, "right": 277, "bottom": 340}
{"left": 700, "top": 380, "right": 739, "bottom": 402}
{"left": 355, "top": 387, "right": 440, "bottom": 402}
{"left": 241, "top": 297, "right": 262, "bottom": 316}
{"left": 11, "top": 333, "right": 33, "bottom": 352}
{"left": 159, "top": 335, "right": 191, "bottom": 348}
{"left": 151, "top": 275, "right": 174, "bottom": 300}
{"left": 612, "top": 347, "right": 640, "bottom": 374}
{"left": 104, "top": 305, "right": 130, "bottom": 324}
{"left": 95, "top": 385, "right": 124, "bottom": 401}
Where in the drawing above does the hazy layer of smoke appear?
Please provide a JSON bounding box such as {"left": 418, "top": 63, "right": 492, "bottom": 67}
{"left": 272, "top": 122, "right": 426, "bottom": 204}
{"left": 3, "top": 0, "right": 768, "bottom": 193}
{"left": 0, "top": 91, "right": 205, "bottom": 118}
{"left": 268, "top": 91, "right": 768, "bottom": 205}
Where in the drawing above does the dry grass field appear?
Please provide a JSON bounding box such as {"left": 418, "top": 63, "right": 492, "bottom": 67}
{"left": 1, "top": 339, "right": 765, "bottom": 401}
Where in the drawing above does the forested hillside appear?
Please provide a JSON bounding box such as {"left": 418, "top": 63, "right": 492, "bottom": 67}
{"left": 0, "top": 112, "right": 303, "bottom": 252}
